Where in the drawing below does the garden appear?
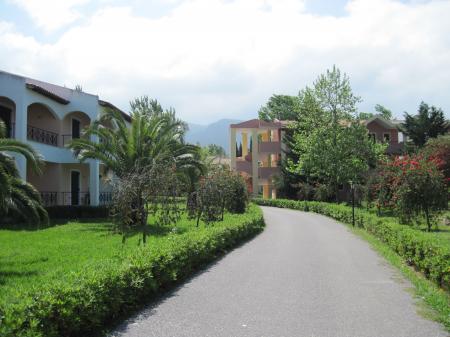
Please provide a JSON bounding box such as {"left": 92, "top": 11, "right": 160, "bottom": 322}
{"left": 0, "top": 98, "right": 261, "bottom": 337}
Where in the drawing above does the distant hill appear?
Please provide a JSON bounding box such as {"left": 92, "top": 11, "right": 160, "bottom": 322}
{"left": 185, "top": 119, "right": 242, "bottom": 154}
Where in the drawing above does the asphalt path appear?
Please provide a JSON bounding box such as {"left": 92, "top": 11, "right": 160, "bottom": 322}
{"left": 111, "top": 206, "right": 448, "bottom": 337}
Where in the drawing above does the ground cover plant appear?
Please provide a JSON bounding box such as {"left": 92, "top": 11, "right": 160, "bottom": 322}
{"left": 0, "top": 204, "right": 264, "bottom": 337}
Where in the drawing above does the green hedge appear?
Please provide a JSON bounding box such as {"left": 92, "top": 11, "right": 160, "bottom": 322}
{"left": 45, "top": 205, "right": 110, "bottom": 220}
{"left": 0, "top": 205, "right": 264, "bottom": 337}
{"left": 255, "top": 198, "right": 450, "bottom": 292}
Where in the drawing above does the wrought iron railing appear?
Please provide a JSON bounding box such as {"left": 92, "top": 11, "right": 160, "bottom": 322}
{"left": 99, "top": 192, "right": 113, "bottom": 205}
{"left": 40, "top": 191, "right": 58, "bottom": 207}
{"left": 39, "top": 192, "right": 113, "bottom": 206}
{"left": 61, "top": 192, "right": 90, "bottom": 206}
{"left": 27, "top": 125, "right": 59, "bottom": 146}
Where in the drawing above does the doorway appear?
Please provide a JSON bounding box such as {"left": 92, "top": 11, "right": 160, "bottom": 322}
{"left": 71, "top": 171, "right": 80, "bottom": 206}
{"left": 72, "top": 118, "right": 81, "bottom": 139}
{"left": 0, "top": 106, "right": 12, "bottom": 137}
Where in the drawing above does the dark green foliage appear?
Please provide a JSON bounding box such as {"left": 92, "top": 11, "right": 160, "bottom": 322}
{"left": 374, "top": 104, "right": 393, "bottom": 120}
{"left": 254, "top": 198, "right": 450, "bottom": 292}
{"left": 45, "top": 206, "right": 110, "bottom": 219}
{"left": 0, "top": 121, "right": 48, "bottom": 226}
{"left": 403, "top": 102, "right": 448, "bottom": 147}
{"left": 225, "top": 173, "right": 248, "bottom": 214}
{"left": 0, "top": 205, "right": 264, "bottom": 337}
{"left": 258, "top": 94, "right": 300, "bottom": 121}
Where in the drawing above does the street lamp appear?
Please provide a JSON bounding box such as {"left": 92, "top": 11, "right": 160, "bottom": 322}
{"left": 349, "top": 180, "right": 355, "bottom": 227}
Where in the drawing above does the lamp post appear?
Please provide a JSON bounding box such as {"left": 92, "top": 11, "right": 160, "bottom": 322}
{"left": 349, "top": 180, "right": 355, "bottom": 227}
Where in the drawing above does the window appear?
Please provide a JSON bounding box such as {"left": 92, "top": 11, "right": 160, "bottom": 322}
{"left": 368, "top": 133, "right": 376, "bottom": 142}
{"left": 383, "top": 133, "right": 390, "bottom": 143}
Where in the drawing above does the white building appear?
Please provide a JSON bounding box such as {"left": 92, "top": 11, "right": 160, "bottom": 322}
{"left": 0, "top": 70, "right": 129, "bottom": 206}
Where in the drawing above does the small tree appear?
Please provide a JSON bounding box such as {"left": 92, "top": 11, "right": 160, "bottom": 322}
{"left": 225, "top": 172, "right": 248, "bottom": 213}
{"left": 111, "top": 159, "right": 180, "bottom": 244}
{"left": 394, "top": 155, "right": 447, "bottom": 231}
{"left": 193, "top": 175, "right": 222, "bottom": 226}
{"left": 421, "top": 135, "right": 450, "bottom": 184}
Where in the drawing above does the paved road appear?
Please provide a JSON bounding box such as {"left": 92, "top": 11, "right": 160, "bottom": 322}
{"left": 111, "top": 206, "right": 448, "bottom": 337}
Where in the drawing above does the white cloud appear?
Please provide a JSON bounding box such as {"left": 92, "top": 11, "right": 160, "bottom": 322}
{"left": 1, "top": 0, "right": 450, "bottom": 123}
{"left": 10, "top": 0, "right": 90, "bottom": 32}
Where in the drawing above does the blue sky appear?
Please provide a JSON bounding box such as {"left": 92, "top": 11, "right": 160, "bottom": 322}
{"left": 1, "top": 0, "right": 449, "bottom": 123}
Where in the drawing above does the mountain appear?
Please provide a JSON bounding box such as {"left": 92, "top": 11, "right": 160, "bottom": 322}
{"left": 185, "top": 118, "right": 242, "bottom": 154}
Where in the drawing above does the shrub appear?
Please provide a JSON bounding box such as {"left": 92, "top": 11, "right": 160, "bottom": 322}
{"left": 254, "top": 198, "right": 450, "bottom": 291}
{"left": 0, "top": 204, "right": 264, "bottom": 337}
{"left": 373, "top": 155, "right": 447, "bottom": 229}
{"left": 46, "top": 206, "right": 110, "bottom": 219}
{"left": 225, "top": 173, "right": 248, "bottom": 214}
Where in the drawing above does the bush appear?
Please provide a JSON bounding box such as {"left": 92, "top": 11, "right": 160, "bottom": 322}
{"left": 254, "top": 198, "right": 450, "bottom": 291}
{"left": 0, "top": 204, "right": 264, "bottom": 337}
{"left": 45, "top": 206, "right": 110, "bottom": 219}
{"left": 225, "top": 173, "right": 248, "bottom": 214}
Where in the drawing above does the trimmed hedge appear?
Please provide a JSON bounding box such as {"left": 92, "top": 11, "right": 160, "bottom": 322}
{"left": 255, "top": 198, "right": 450, "bottom": 292}
{"left": 45, "top": 206, "right": 110, "bottom": 219}
{"left": 0, "top": 205, "right": 264, "bottom": 337}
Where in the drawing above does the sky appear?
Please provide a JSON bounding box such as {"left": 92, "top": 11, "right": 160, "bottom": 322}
{"left": 1, "top": 0, "right": 449, "bottom": 124}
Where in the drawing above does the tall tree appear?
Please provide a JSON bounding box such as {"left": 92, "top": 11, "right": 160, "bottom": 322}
{"left": 258, "top": 94, "right": 300, "bottom": 121}
{"left": 374, "top": 104, "right": 393, "bottom": 120}
{"left": 288, "top": 66, "right": 385, "bottom": 201}
{"left": 70, "top": 100, "right": 198, "bottom": 179}
{"left": 70, "top": 98, "right": 201, "bottom": 239}
{"left": 403, "top": 102, "right": 447, "bottom": 147}
{"left": 0, "top": 121, "right": 48, "bottom": 225}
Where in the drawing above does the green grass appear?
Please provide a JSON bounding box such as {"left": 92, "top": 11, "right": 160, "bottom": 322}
{"left": 0, "top": 206, "right": 254, "bottom": 307}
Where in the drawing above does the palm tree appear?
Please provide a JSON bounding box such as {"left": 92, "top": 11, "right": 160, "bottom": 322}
{"left": 0, "top": 120, "right": 48, "bottom": 225}
{"left": 69, "top": 99, "right": 201, "bottom": 232}
{"left": 69, "top": 106, "right": 200, "bottom": 179}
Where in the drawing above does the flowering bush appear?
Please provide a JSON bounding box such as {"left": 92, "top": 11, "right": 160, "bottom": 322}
{"left": 373, "top": 154, "right": 447, "bottom": 230}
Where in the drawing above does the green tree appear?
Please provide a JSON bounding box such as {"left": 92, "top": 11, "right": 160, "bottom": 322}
{"left": 403, "top": 102, "right": 447, "bottom": 147}
{"left": 70, "top": 97, "right": 200, "bottom": 239}
{"left": 203, "top": 144, "right": 226, "bottom": 158}
{"left": 375, "top": 104, "right": 393, "bottom": 120}
{"left": 288, "top": 66, "right": 385, "bottom": 201}
{"left": 258, "top": 94, "right": 300, "bottom": 121}
{"left": 70, "top": 99, "right": 198, "bottom": 179}
{"left": 0, "top": 121, "right": 48, "bottom": 225}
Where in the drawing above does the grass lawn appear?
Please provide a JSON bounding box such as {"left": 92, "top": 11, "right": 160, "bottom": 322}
{"left": 0, "top": 206, "right": 251, "bottom": 307}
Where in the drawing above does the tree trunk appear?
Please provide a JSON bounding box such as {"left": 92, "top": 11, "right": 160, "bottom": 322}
{"left": 424, "top": 206, "right": 431, "bottom": 232}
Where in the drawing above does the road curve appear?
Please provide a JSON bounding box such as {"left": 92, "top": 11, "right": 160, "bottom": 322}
{"left": 111, "top": 206, "right": 448, "bottom": 337}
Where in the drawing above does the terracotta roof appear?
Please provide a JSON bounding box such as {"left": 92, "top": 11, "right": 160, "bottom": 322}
{"left": 230, "top": 118, "right": 290, "bottom": 129}
{"left": 364, "top": 115, "right": 399, "bottom": 129}
{"left": 25, "top": 78, "right": 72, "bottom": 104}
{"left": 98, "top": 100, "right": 131, "bottom": 122}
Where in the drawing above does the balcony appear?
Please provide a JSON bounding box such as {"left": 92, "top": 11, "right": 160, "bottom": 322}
{"left": 259, "top": 141, "right": 281, "bottom": 153}
{"left": 27, "top": 125, "right": 59, "bottom": 147}
{"left": 259, "top": 167, "right": 280, "bottom": 180}
{"left": 39, "top": 191, "right": 113, "bottom": 207}
{"left": 236, "top": 160, "right": 252, "bottom": 174}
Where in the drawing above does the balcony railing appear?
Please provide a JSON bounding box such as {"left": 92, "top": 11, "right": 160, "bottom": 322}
{"left": 258, "top": 167, "right": 280, "bottom": 180}
{"left": 61, "top": 192, "right": 90, "bottom": 206}
{"left": 236, "top": 160, "right": 252, "bottom": 174}
{"left": 40, "top": 191, "right": 58, "bottom": 207}
{"left": 99, "top": 192, "right": 113, "bottom": 205}
{"left": 27, "top": 125, "right": 58, "bottom": 147}
{"left": 259, "top": 141, "right": 281, "bottom": 153}
{"left": 39, "top": 191, "right": 113, "bottom": 206}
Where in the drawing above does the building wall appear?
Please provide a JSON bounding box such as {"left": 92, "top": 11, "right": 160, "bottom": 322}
{"left": 366, "top": 120, "right": 398, "bottom": 144}
{"left": 60, "top": 164, "right": 90, "bottom": 193}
